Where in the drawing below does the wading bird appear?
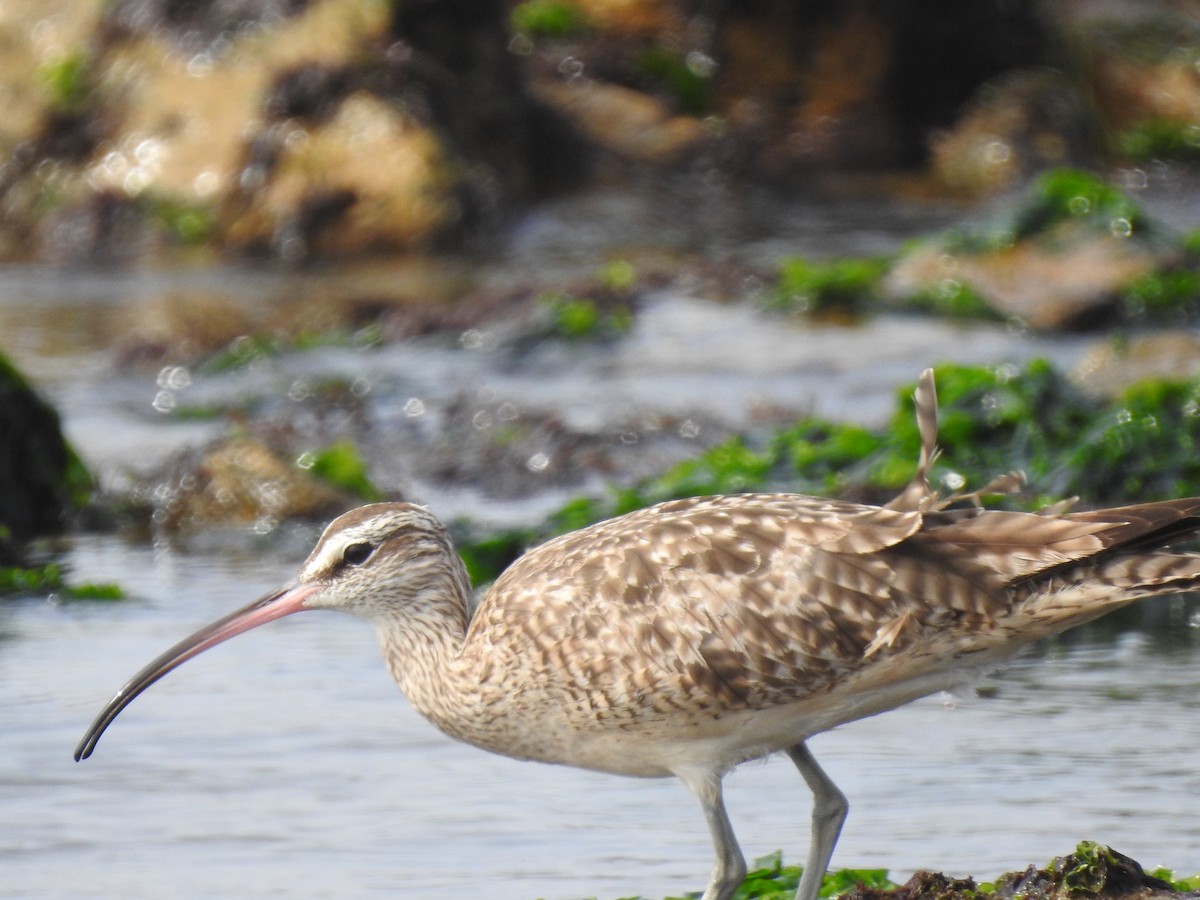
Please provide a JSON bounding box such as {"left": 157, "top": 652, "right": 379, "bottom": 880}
{"left": 76, "top": 370, "right": 1200, "bottom": 900}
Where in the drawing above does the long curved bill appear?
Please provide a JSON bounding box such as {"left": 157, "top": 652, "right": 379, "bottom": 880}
{"left": 73, "top": 582, "right": 322, "bottom": 761}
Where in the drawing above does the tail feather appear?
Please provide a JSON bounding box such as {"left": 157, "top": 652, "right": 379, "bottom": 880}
{"left": 1088, "top": 550, "right": 1200, "bottom": 599}
{"left": 1005, "top": 497, "right": 1200, "bottom": 590}
{"left": 1066, "top": 497, "right": 1200, "bottom": 553}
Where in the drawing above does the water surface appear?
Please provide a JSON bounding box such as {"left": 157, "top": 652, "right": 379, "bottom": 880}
{"left": 5, "top": 533, "right": 1199, "bottom": 899}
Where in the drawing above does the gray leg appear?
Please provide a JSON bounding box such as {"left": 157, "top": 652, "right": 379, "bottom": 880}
{"left": 788, "top": 743, "right": 849, "bottom": 900}
{"left": 682, "top": 772, "right": 747, "bottom": 900}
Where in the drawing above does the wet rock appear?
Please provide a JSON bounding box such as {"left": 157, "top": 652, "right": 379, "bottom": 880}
{"left": 992, "top": 844, "right": 1179, "bottom": 900}
{"left": 1071, "top": 332, "right": 1200, "bottom": 398}
{"left": 842, "top": 871, "right": 981, "bottom": 900}
{"left": 0, "top": 0, "right": 105, "bottom": 162}
{"left": 145, "top": 435, "right": 347, "bottom": 530}
{"left": 886, "top": 234, "right": 1162, "bottom": 329}
{"left": 0, "top": 351, "right": 92, "bottom": 541}
{"left": 836, "top": 844, "right": 1188, "bottom": 900}
{"left": 930, "top": 69, "right": 1097, "bottom": 196}
{"left": 224, "top": 91, "right": 458, "bottom": 259}
{"left": 1081, "top": 14, "right": 1200, "bottom": 159}
{"left": 883, "top": 169, "right": 1180, "bottom": 330}
{"left": 532, "top": 79, "right": 704, "bottom": 164}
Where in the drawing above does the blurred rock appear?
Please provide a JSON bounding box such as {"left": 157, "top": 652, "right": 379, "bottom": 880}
{"left": 224, "top": 91, "right": 457, "bottom": 259}
{"left": 8, "top": 0, "right": 1200, "bottom": 264}
{"left": 1081, "top": 14, "right": 1200, "bottom": 143}
{"left": 149, "top": 436, "right": 347, "bottom": 530}
{"left": 1072, "top": 332, "right": 1200, "bottom": 398}
{"left": 0, "top": 0, "right": 105, "bottom": 162}
{"left": 884, "top": 167, "right": 1185, "bottom": 330}
{"left": 930, "top": 69, "right": 1096, "bottom": 196}
{"left": 116, "top": 291, "right": 259, "bottom": 366}
{"left": 886, "top": 233, "right": 1162, "bottom": 329}
{"left": 114, "top": 259, "right": 483, "bottom": 366}
{"left": 533, "top": 79, "right": 704, "bottom": 164}
{"left": 0, "top": 0, "right": 578, "bottom": 263}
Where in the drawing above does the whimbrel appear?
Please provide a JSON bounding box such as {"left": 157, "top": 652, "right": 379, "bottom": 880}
{"left": 76, "top": 370, "right": 1200, "bottom": 900}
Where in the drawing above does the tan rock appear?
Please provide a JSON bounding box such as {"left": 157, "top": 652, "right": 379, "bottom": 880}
{"left": 885, "top": 228, "right": 1163, "bottom": 330}
{"left": 160, "top": 437, "right": 345, "bottom": 529}
{"left": 0, "top": 0, "right": 105, "bottom": 155}
{"left": 88, "top": 0, "right": 391, "bottom": 206}
{"left": 1093, "top": 52, "right": 1200, "bottom": 132}
{"left": 930, "top": 70, "right": 1091, "bottom": 196}
{"left": 1072, "top": 333, "right": 1200, "bottom": 398}
{"left": 225, "top": 92, "right": 457, "bottom": 257}
{"left": 533, "top": 78, "right": 704, "bottom": 164}
{"left": 116, "top": 291, "right": 259, "bottom": 366}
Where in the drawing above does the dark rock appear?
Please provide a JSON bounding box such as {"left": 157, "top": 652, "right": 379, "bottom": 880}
{"left": 0, "top": 353, "right": 91, "bottom": 541}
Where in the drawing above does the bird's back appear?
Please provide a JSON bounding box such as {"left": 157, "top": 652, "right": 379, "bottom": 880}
{"left": 455, "top": 489, "right": 1200, "bottom": 773}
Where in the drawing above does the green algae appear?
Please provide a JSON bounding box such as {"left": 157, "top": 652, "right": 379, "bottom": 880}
{"left": 616, "top": 842, "right": 1197, "bottom": 900}
{"left": 460, "top": 360, "right": 1200, "bottom": 585}
{"left": 298, "top": 439, "right": 382, "bottom": 502}
{"left": 0, "top": 561, "right": 123, "bottom": 601}
{"left": 768, "top": 256, "right": 890, "bottom": 317}
{"left": 509, "top": 0, "right": 592, "bottom": 38}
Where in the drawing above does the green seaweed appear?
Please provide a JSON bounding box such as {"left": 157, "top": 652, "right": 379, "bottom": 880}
{"left": 542, "top": 292, "right": 633, "bottom": 340}
{"left": 620, "top": 842, "right": 1197, "bottom": 899}
{"left": 38, "top": 51, "right": 92, "bottom": 114}
{"left": 510, "top": 0, "right": 590, "bottom": 38}
{"left": 300, "top": 439, "right": 382, "bottom": 501}
{"left": 0, "top": 562, "right": 123, "bottom": 600}
{"left": 1119, "top": 247, "right": 1200, "bottom": 321}
{"left": 458, "top": 360, "right": 1200, "bottom": 585}
{"left": 140, "top": 194, "right": 217, "bottom": 245}
{"left": 942, "top": 168, "right": 1154, "bottom": 256}
{"left": 1116, "top": 118, "right": 1200, "bottom": 162}
{"left": 902, "top": 278, "right": 1001, "bottom": 321}
{"left": 769, "top": 257, "right": 889, "bottom": 317}
{"left": 633, "top": 46, "right": 714, "bottom": 116}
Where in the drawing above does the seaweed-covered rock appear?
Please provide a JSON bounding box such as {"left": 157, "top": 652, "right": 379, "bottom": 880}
{"left": 142, "top": 436, "right": 349, "bottom": 531}
{"left": 884, "top": 169, "right": 1184, "bottom": 329}
{"left": 0, "top": 352, "right": 91, "bottom": 545}
{"left": 1081, "top": 14, "right": 1200, "bottom": 162}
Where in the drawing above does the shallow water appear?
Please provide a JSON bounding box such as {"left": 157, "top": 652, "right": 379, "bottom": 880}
{"left": 3, "top": 181, "right": 1200, "bottom": 897}
{"left": 4, "top": 533, "right": 1200, "bottom": 899}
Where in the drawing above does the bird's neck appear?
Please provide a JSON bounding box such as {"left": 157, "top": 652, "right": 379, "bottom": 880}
{"left": 372, "top": 555, "right": 477, "bottom": 731}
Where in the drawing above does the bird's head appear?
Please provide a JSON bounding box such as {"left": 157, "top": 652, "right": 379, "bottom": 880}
{"left": 295, "top": 502, "right": 466, "bottom": 616}
{"left": 73, "top": 502, "right": 464, "bottom": 761}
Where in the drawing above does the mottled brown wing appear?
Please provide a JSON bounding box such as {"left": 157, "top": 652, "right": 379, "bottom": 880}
{"left": 469, "top": 494, "right": 937, "bottom": 714}
{"left": 469, "top": 493, "right": 1200, "bottom": 720}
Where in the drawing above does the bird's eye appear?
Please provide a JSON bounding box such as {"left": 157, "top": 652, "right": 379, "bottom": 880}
{"left": 342, "top": 542, "right": 374, "bottom": 566}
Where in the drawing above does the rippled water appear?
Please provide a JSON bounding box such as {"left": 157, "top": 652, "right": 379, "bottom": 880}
{"left": 3, "top": 183, "right": 1200, "bottom": 898}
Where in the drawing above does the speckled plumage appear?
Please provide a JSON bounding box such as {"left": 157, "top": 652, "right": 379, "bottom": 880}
{"left": 76, "top": 370, "right": 1200, "bottom": 900}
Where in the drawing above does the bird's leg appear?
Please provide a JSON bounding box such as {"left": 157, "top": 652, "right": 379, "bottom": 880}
{"left": 788, "top": 742, "right": 849, "bottom": 900}
{"left": 681, "top": 771, "right": 747, "bottom": 900}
